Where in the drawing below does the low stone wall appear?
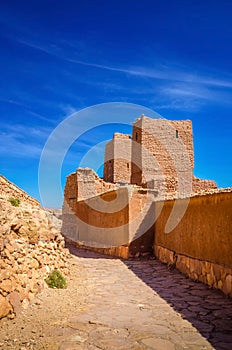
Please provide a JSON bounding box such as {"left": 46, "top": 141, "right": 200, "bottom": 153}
{"left": 0, "top": 198, "right": 69, "bottom": 319}
{"left": 192, "top": 176, "right": 217, "bottom": 193}
{"left": 0, "top": 175, "right": 40, "bottom": 207}
{"left": 154, "top": 191, "right": 232, "bottom": 296}
{"left": 155, "top": 246, "right": 232, "bottom": 296}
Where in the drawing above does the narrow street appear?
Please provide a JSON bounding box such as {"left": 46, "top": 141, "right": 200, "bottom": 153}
{"left": 1, "top": 245, "right": 232, "bottom": 350}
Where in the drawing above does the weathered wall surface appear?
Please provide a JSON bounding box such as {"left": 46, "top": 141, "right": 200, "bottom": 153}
{"left": 63, "top": 181, "right": 155, "bottom": 258}
{"left": 192, "top": 176, "right": 217, "bottom": 193}
{"left": 63, "top": 165, "right": 231, "bottom": 297}
{"left": 0, "top": 175, "right": 40, "bottom": 207}
{"left": 131, "top": 117, "right": 194, "bottom": 197}
{"left": 63, "top": 187, "right": 130, "bottom": 258}
{"left": 65, "top": 169, "right": 117, "bottom": 202}
{"left": 154, "top": 191, "right": 232, "bottom": 296}
{"left": 0, "top": 198, "right": 69, "bottom": 319}
{"left": 104, "top": 133, "right": 132, "bottom": 183}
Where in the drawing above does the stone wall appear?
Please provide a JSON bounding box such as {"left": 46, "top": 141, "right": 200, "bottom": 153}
{"left": 192, "top": 176, "right": 217, "bottom": 193}
{"left": 0, "top": 198, "right": 69, "bottom": 319}
{"left": 154, "top": 191, "right": 232, "bottom": 296}
{"left": 0, "top": 175, "right": 40, "bottom": 208}
{"left": 104, "top": 133, "right": 132, "bottom": 183}
{"left": 62, "top": 184, "right": 156, "bottom": 259}
{"left": 102, "top": 116, "right": 216, "bottom": 197}
{"left": 65, "top": 168, "right": 117, "bottom": 202}
{"left": 62, "top": 187, "right": 131, "bottom": 258}
{"left": 63, "top": 165, "right": 231, "bottom": 297}
{"left": 131, "top": 117, "right": 194, "bottom": 196}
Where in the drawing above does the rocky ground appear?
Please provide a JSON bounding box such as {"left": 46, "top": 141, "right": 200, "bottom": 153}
{"left": 0, "top": 197, "right": 69, "bottom": 319}
{"left": 44, "top": 209, "right": 62, "bottom": 231}
{"left": 1, "top": 245, "right": 232, "bottom": 350}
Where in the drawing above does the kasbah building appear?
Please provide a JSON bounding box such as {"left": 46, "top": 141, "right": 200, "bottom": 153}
{"left": 62, "top": 114, "right": 232, "bottom": 297}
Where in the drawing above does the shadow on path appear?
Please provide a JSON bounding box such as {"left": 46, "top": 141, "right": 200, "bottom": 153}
{"left": 124, "top": 258, "right": 232, "bottom": 350}
{"left": 67, "top": 243, "right": 232, "bottom": 350}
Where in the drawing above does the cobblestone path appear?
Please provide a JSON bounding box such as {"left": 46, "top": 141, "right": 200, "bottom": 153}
{"left": 1, "top": 245, "right": 232, "bottom": 349}
{"left": 58, "top": 247, "right": 232, "bottom": 350}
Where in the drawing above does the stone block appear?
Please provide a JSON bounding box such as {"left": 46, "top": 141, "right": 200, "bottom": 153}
{"left": 0, "top": 294, "right": 12, "bottom": 318}
{"left": 8, "top": 291, "right": 21, "bottom": 316}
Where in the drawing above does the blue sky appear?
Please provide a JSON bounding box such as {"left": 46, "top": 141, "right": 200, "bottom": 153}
{"left": 0, "top": 0, "right": 232, "bottom": 207}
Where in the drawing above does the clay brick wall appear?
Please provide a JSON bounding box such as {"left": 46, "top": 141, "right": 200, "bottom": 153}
{"left": 192, "top": 176, "right": 217, "bottom": 192}
{"left": 154, "top": 190, "right": 232, "bottom": 296}
{"left": 102, "top": 115, "right": 216, "bottom": 197}
{"left": 62, "top": 184, "right": 156, "bottom": 259}
{"left": 104, "top": 141, "right": 114, "bottom": 183}
{"left": 104, "top": 133, "right": 131, "bottom": 183}
{"left": 63, "top": 165, "right": 231, "bottom": 297}
{"left": 62, "top": 187, "right": 131, "bottom": 258}
{"left": 0, "top": 175, "right": 40, "bottom": 208}
{"left": 65, "top": 169, "right": 117, "bottom": 202}
{"left": 131, "top": 117, "right": 194, "bottom": 197}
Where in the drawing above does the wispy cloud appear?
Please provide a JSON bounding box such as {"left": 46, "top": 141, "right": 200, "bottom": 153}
{"left": 15, "top": 38, "right": 232, "bottom": 90}
{"left": 0, "top": 97, "right": 52, "bottom": 123}
{"left": 161, "top": 84, "right": 214, "bottom": 100}
{"left": 0, "top": 124, "right": 52, "bottom": 158}
{"left": 8, "top": 35, "right": 231, "bottom": 115}
{"left": 0, "top": 132, "right": 42, "bottom": 158}
{"left": 2, "top": 123, "right": 52, "bottom": 139}
{"left": 152, "top": 99, "right": 202, "bottom": 112}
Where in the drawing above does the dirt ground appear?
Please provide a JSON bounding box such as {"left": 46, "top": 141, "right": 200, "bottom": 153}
{"left": 0, "top": 252, "right": 88, "bottom": 350}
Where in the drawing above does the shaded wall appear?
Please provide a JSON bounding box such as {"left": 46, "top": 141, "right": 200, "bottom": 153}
{"left": 154, "top": 191, "right": 232, "bottom": 296}
{"left": 62, "top": 183, "right": 155, "bottom": 259}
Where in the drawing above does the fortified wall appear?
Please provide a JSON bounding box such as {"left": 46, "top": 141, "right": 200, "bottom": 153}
{"left": 63, "top": 183, "right": 156, "bottom": 258}
{"left": 104, "top": 133, "right": 132, "bottom": 184}
{"left": 104, "top": 116, "right": 216, "bottom": 196}
{"left": 63, "top": 185, "right": 232, "bottom": 296}
{"left": 62, "top": 115, "right": 231, "bottom": 296}
{"left": 64, "top": 168, "right": 118, "bottom": 204}
{"left": 154, "top": 189, "right": 232, "bottom": 297}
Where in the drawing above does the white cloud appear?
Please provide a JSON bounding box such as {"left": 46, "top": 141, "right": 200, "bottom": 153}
{"left": 0, "top": 132, "right": 42, "bottom": 158}
{"left": 161, "top": 84, "right": 213, "bottom": 100}
{"left": 0, "top": 124, "right": 52, "bottom": 158}
{"left": 15, "top": 38, "right": 232, "bottom": 90}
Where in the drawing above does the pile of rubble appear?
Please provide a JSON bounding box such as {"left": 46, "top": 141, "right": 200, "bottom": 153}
{"left": 0, "top": 197, "right": 69, "bottom": 319}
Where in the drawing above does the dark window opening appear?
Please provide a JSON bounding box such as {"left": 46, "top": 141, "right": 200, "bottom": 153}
{"left": 127, "top": 163, "right": 129, "bottom": 169}
{"left": 135, "top": 132, "right": 138, "bottom": 141}
{"left": 176, "top": 130, "right": 179, "bottom": 138}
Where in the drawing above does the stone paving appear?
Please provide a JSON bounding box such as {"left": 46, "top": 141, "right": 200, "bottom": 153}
{"left": 1, "top": 245, "right": 232, "bottom": 349}
{"left": 57, "top": 246, "right": 232, "bottom": 350}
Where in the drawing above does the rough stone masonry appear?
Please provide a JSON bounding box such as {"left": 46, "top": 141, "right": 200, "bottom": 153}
{"left": 0, "top": 179, "right": 69, "bottom": 320}
{"left": 62, "top": 115, "right": 232, "bottom": 296}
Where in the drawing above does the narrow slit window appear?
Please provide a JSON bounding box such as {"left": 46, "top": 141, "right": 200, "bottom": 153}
{"left": 176, "top": 130, "right": 179, "bottom": 138}
{"left": 135, "top": 132, "right": 138, "bottom": 141}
